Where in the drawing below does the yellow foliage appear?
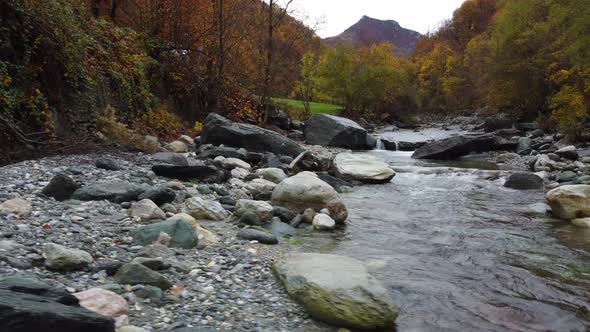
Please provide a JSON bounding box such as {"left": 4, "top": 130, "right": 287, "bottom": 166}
{"left": 96, "top": 106, "right": 160, "bottom": 153}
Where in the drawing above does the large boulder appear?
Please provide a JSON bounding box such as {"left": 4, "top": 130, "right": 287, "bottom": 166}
{"left": 304, "top": 114, "right": 367, "bottom": 150}
{"left": 412, "top": 135, "right": 495, "bottom": 160}
{"left": 271, "top": 172, "right": 347, "bottom": 223}
{"left": 0, "top": 288, "right": 115, "bottom": 332}
{"left": 546, "top": 185, "right": 590, "bottom": 220}
{"left": 130, "top": 219, "right": 198, "bottom": 249}
{"left": 274, "top": 253, "right": 398, "bottom": 330}
{"left": 333, "top": 153, "right": 395, "bottom": 184}
{"left": 201, "top": 113, "right": 303, "bottom": 157}
{"left": 151, "top": 165, "right": 226, "bottom": 183}
{"left": 72, "top": 181, "right": 148, "bottom": 203}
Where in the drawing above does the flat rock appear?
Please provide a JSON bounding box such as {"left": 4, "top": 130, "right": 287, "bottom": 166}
{"left": 72, "top": 181, "right": 148, "bottom": 203}
{"left": 73, "top": 288, "right": 128, "bottom": 318}
{"left": 114, "top": 263, "right": 173, "bottom": 290}
{"left": 152, "top": 152, "right": 189, "bottom": 166}
{"left": 412, "top": 135, "right": 495, "bottom": 160}
{"left": 236, "top": 228, "right": 278, "bottom": 244}
{"left": 504, "top": 173, "right": 544, "bottom": 190}
{"left": 129, "top": 199, "right": 166, "bottom": 221}
{"left": 151, "top": 165, "right": 226, "bottom": 183}
{"left": 333, "top": 153, "right": 395, "bottom": 184}
{"left": 0, "top": 198, "right": 32, "bottom": 216}
{"left": 183, "top": 197, "right": 229, "bottom": 221}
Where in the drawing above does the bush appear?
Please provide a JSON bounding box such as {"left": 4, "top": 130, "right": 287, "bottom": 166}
{"left": 96, "top": 106, "right": 159, "bottom": 153}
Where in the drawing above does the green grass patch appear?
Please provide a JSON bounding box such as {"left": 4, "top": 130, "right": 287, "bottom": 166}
{"left": 272, "top": 98, "right": 343, "bottom": 115}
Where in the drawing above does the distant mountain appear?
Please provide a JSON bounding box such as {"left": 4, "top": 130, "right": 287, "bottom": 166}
{"left": 323, "top": 16, "right": 422, "bottom": 57}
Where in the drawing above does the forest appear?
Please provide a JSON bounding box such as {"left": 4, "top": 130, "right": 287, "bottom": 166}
{"left": 1, "top": 0, "right": 590, "bottom": 163}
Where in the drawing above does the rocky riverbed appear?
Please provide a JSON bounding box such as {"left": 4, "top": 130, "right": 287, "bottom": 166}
{"left": 2, "top": 110, "right": 590, "bottom": 331}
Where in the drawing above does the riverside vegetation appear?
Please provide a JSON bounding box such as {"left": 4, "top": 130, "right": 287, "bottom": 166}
{"left": 2, "top": 0, "right": 590, "bottom": 331}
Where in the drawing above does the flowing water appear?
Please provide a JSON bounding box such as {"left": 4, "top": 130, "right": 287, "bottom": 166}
{"left": 304, "top": 130, "right": 590, "bottom": 332}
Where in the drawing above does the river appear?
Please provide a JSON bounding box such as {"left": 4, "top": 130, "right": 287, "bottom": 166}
{"left": 303, "top": 129, "right": 590, "bottom": 332}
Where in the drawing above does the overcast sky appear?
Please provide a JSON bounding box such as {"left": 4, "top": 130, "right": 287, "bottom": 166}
{"left": 290, "top": 0, "right": 466, "bottom": 38}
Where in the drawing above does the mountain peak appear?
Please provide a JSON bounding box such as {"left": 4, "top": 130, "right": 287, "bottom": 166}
{"left": 324, "top": 16, "right": 421, "bottom": 57}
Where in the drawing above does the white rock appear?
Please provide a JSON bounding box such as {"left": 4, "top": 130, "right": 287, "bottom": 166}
{"left": 248, "top": 178, "right": 277, "bottom": 191}
{"left": 165, "top": 141, "right": 188, "bottom": 153}
{"left": 572, "top": 218, "right": 590, "bottom": 228}
{"left": 129, "top": 199, "right": 166, "bottom": 221}
{"left": 183, "top": 197, "right": 229, "bottom": 221}
{"left": 312, "top": 213, "right": 336, "bottom": 231}
{"left": 236, "top": 199, "right": 274, "bottom": 221}
{"left": 255, "top": 168, "right": 288, "bottom": 183}
{"left": 178, "top": 135, "right": 195, "bottom": 146}
{"left": 222, "top": 158, "right": 251, "bottom": 170}
{"left": 272, "top": 172, "right": 347, "bottom": 223}
{"left": 334, "top": 153, "right": 395, "bottom": 184}
{"left": 231, "top": 167, "right": 250, "bottom": 179}
{"left": 0, "top": 198, "right": 32, "bottom": 216}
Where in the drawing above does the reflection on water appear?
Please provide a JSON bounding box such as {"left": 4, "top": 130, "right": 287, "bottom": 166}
{"left": 303, "top": 151, "right": 590, "bottom": 331}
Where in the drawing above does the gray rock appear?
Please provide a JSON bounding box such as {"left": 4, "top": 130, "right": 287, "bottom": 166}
{"left": 558, "top": 171, "right": 578, "bottom": 183}
{"left": 114, "top": 263, "right": 173, "bottom": 290}
{"left": 272, "top": 206, "right": 296, "bottom": 223}
{"left": 304, "top": 114, "right": 367, "bottom": 150}
{"left": 42, "top": 173, "right": 80, "bottom": 201}
{"left": 72, "top": 181, "right": 148, "bottom": 203}
{"left": 138, "top": 187, "right": 176, "bottom": 206}
{"left": 95, "top": 157, "right": 122, "bottom": 171}
{"left": 238, "top": 211, "right": 263, "bottom": 226}
{"left": 274, "top": 253, "right": 398, "bottom": 330}
{"left": 152, "top": 152, "right": 189, "bottom": 166}
{"left": 237, "top": 228, "right": 279, "bottom": 244}
{"left": 0, "top": 289, "right": 115, "bottom": 332}
{"left": 199, "top": 147, "right": 248, "bottom": 160}
{"left": 130, "top": 219, "right": 198, "bottom": 249}
{"left": 129, "top": 199, "right": 166, "bottom": 221}
{"left": 482, "top": 115, "right": 513, "bottom": 132}
{"left": 201, "top": 113, "right": 304, "bottom": 157}
{"left": 556, "top": 146, "right": 579, "bottom": 160}
{"left": 151, "top": 165, "right": 227, "bottom": 183}
{"left": 43, "top": 243, "right": 93, "bottom": 271}
{"left": 265, "top": 218, "right": 297, "bottom": 238}
{"left": 504, "top": 173, "right": 544, "bottom": 190}
{"left": 301, "top": 208, "right": 316, "bottom": 224}
{"left": 546, "top": 185, "right": 590, "bottom": 220}
{"left": 516, "top": 137, "right": 532, "bottom": 155}
{"left": 333, "top": 153, "right": 395, "bottom": 184}
{"left": 412, "top": 135, "right": 496, "bottom": 160}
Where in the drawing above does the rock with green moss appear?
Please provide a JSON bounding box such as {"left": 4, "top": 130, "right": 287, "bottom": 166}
{"left": 274, "top": 253, "right": 397, "bottom": 330}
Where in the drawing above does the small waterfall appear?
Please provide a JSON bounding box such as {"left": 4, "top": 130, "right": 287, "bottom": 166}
{"left": 393, "top": 141, "right": 399, "bottom": 151}
{"left": 375, "top": 138, "right": 385, "bottom": 150}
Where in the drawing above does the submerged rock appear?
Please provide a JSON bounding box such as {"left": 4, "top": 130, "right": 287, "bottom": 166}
{"left": 546, "top": 185, "right": 590, "bottom": 220}
{"left": 333, "top": 153, "right": 395, "bottom": 184}
{"left": 271, "top": 172, "right": 347, "bottom": 223}
{"left": 304, "top": 114, "right": 367, "bottom": 150}
{"left": 274, "top": 253, "right": 398, "bottom": 330}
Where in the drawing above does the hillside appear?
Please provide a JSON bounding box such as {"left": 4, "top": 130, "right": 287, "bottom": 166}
{"left": 323, "top": 16, "right": 422, "bottom": 57}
